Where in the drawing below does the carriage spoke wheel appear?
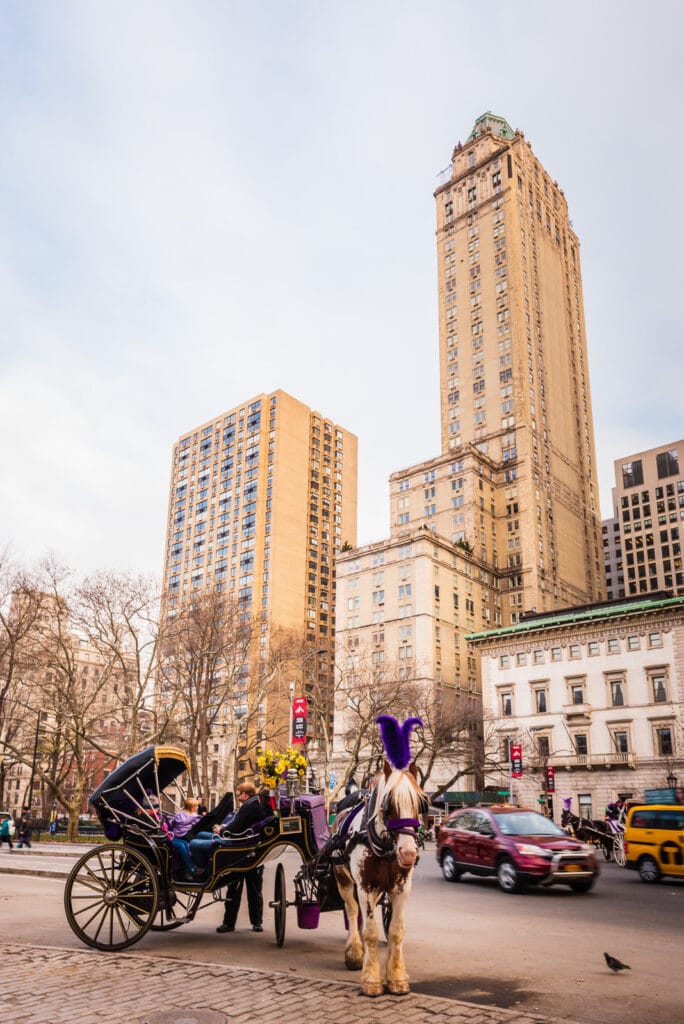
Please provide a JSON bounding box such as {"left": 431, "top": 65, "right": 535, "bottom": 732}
{"left": 151, "top": 886, "right": 203, "bottom": 931}
{"left": 272, "top": 862, "right": 287, "bottom": 947}
{"left": 64, "top": 843, "right": 159, "bottom": 951}
{"left": 613, "top": 835, "right": 626, "bottom": 868}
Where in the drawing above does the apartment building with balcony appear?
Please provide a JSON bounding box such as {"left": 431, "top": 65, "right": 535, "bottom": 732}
{"left": 468, "top": 594, "right": 684, "bottom": 821}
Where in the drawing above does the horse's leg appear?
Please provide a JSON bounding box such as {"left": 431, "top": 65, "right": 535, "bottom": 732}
{"left": 358, "top": 886, "right": 384, "bottom": 997}
{"left": 333, "top": 864, "right": 363, "bottom": 972}
{"left": 385, "top": 877, "right": 412, "bottom": 996}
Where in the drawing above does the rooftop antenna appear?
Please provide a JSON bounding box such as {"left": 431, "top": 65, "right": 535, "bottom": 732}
{"left": 436, "top": 164, "right": 451, "bottom": 182}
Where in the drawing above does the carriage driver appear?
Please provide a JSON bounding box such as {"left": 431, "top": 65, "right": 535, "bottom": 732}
{"left": 188, "top": 781, "right": 271, "bottom": 933}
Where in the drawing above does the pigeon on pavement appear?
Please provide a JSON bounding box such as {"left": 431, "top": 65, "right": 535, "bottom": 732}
{"left": 604, "top": 952, "right": 631, "bottom": 973}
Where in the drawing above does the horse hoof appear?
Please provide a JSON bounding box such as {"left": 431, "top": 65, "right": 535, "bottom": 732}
{"left": 386, "top": 982, "right": 410, "bottom": 996}
{"left": 344, "top": 953, "right": 363, "bottom": 971}
{"left": 361, "top": 984, "right": 385, "bottom": 998}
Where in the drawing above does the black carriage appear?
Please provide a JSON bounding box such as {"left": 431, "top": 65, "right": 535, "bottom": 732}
{"left": 64, "top": 745, "right": 348, "bottom": 951}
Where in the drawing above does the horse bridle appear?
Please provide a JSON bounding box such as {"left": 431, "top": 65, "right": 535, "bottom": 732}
{"left": 363, "top": 787, "right": 427, "bottom": 858}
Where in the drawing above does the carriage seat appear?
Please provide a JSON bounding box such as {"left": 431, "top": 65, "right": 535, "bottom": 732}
{"left": 279, "top": 793, "right": 331, "bottom": 852}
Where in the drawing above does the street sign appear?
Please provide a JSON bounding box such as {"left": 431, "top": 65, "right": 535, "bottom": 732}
{"left": 510, "top": 743, "right": 523, "bottom": 778}
{"left": 329, "top": 770, "right": 336, "bottom": 791}
{"left": 292, "top": 695, "right": 307, "bottom": 744}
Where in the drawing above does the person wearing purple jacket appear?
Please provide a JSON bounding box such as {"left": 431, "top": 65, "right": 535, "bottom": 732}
{"left": 168, "top": 797, "right": 203, "bottom": 881}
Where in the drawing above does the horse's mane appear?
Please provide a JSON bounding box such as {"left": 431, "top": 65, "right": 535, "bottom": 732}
{"left": 373, "top": 768, "right": 424, "bottom": 823}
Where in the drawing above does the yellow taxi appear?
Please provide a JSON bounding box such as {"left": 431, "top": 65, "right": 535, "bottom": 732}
{"left": 623, "top": 804, "right": 684, "bottom": 882}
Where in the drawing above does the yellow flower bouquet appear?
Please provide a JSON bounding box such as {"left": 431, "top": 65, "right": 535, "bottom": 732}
{"left": 257, "top": 746, "right": 308, "bottom": 788}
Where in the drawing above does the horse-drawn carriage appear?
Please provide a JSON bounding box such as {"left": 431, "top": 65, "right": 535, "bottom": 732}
{"left": 561, "top": 804, "right": 626, "bottom": 866}
{"left": 64, "top": 719, "right": 427, "bottom": 998}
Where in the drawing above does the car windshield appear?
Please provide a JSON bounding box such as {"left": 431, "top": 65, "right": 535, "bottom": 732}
{"left": 493, "top": 812, "right": 566, "bottom": 837}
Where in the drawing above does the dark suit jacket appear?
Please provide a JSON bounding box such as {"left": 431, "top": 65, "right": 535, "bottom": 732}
{"left": 222, "top": 795, "right": 270, "bottom": 835}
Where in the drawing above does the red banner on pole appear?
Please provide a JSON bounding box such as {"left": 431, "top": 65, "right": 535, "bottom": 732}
{"left": 292, "top": 696, "right": 307, "bottom": 744}
{"left": 545, "top": 765, "right": 555, "bottom": 792}
{"left": 510, "top": 743, "right": 523, "bottom": 778}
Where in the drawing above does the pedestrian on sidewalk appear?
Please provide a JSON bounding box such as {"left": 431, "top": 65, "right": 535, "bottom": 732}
{"left": 0, "top": 816, "right": 14, "bottom": 850}
{"left": 17, "top": 807, "right": 33, "bottom": 849}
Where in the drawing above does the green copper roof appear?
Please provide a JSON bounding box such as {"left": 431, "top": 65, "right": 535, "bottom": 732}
{"left": 466, "top": 594, "right": 684, "bottom": 643}
{"left": 467, "top": 112, "right": 515, "bottom": 143}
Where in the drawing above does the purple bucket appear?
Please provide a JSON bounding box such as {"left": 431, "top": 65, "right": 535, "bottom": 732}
{"left": 342, "top": 907, "right": 363, "bottom": 931}
{"left": 296, "top": 901, "right": 320, "bottom": 929}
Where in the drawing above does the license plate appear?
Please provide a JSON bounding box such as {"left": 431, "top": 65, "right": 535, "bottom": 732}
{"left": 561, "top": 864, "right": 582, "bottom": 872}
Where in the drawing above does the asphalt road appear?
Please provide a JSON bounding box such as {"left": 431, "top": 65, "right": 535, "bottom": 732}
{"left": 1, "top": 842, "right": 683, "bottom": 1024}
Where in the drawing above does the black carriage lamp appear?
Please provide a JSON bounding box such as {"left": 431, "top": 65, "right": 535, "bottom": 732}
{"left": 666, "top": 771, "right": 677, "bottom": 790}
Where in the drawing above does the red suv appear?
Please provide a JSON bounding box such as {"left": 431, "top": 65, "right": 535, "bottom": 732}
{"left": 435, "top": 805, "right": 599, "bottom": 893}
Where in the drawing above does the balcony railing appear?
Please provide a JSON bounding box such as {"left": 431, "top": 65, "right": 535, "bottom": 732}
{"left": 551, "top": 751, "right": 636, "bottom": 770}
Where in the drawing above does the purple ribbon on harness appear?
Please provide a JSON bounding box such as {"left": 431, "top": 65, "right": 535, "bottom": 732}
{"left": 386, "top": 817, "right": 420, "bottom": 831}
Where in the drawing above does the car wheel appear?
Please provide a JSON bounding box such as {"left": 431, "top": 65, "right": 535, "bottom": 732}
{"left": 497, "top": 857, "right": 524, "bottom": 894}
{"left": 568, "top": 877, "right": 595, "bottom": 893}
{"left": 441, "top": 850, "right": 461, "bottom": 882}
{"left": 638, "top": 856, "right": 660, "bottom": 884}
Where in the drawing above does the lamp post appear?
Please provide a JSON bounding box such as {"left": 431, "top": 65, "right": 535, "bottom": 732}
{"left": 666, "top": 771, "right": 677, "bottom": 790}
{"left": 289, "top": 648, "right": 326, "bottom": 745}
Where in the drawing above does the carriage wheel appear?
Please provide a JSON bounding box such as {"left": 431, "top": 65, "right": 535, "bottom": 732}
{"left": 613, "top": 835, "right": 626, "bottom": 868}
{"left": 64, "top": 843, "right": 159, "bottom": 951}
{"left": 151, "top": 886, "right": 203, "bottom": 931}
{"left": 380, "top": 893, "right": 393, "bottom": 940}
{"left": 272, "top": 862, "right": 287, "bottom": 947}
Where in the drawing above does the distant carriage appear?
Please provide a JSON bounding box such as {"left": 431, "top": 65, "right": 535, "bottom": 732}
{"left": 561, "top": 808, "right": 625, "bottom": 865}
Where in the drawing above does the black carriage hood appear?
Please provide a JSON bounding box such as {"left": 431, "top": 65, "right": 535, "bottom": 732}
{"left": 90, "top": 745, "right": 190, "bottom": 833}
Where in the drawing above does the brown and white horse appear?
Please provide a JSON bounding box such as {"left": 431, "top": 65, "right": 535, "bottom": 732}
{"left": 333, "top": 761, "right": 426, "bottom": 997}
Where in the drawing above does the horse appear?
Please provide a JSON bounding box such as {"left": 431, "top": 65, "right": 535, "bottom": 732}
{"left": 332, "top": 760, "right": 426, "bottom": 997}
{"left": 561, "top": 808, "right": 614, "bottom": 860}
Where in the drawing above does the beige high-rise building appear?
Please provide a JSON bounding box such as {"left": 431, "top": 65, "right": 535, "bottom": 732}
{"left": 161, "top": 390, "right": 357, "bottom": 778}
{"left": 605, "top": 439, "right": 683, "bottom": 598}
{"left": 432, "top": 112, "right": 605, "bottom": 614}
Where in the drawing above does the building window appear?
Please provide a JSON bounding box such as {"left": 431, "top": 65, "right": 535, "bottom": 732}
{"left": 536, "top": 734, "right": 550, "bottom": 758}
{"left": 533, "top": 650, "right": 544, "bottom": 665}
{"left": 627, "top": 635, "right": 640, "bottom": 651}
{"left": 578, "top": 793, "right": 592, "bottom": 818}
{"left": 569, "top": 643, "right": 581, "bottom": 659}
{"left": 516, "top": 652, "right": 527, "bottom": 667}
{"left": 535, "top": 689, "right": 548, "bottom": 713}
{"left": 648, "top": 632, "right": 662, "bottom": 648}
{"left": 610, "top": 679, "right": 625, "bottom": 706}
{"left": 622, "top": 460, "right": 644, "bottom": 488}
{"left": 607, "top": 638, "right": 620, "bottom": 654}
{"left": 574, "top": 734, "right": 588, "bottom": 756}
{"left": 655, "top": 726, "right": 673, "bottom": 756}
{"left": 612, "top": 730, "right": 629, "bottom": 754}
{"left": 500, "top": 655, "right": 510, "bottom": 668}
{"left": 656, "top": 449, "right": 679, "bottom": 479}
{"left": 569, "top": 682, "right": 585, "bottom": 705}
{"left": 651, "top": 673, "right": 668, "bottom": 703}
{"left": 551, "top": 647, "right": 562, "bottom": 661}
{"left": 501, "top": 692, "right": 512, "bottom": 716}
{"left": 588, "top": 641, "right": 599, "bottom": 656}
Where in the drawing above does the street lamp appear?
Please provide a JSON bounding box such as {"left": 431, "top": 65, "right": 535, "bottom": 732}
{"left": 666, "top": 771, "right": 677, "bottom": 790}
{"left": 289, "top": 648, "right": 326, "bottom": 745}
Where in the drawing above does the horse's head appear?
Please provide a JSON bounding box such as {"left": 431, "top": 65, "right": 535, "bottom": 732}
{"left": 561, "top": 808, "right": 570, "bottom": 827}
{"left": 372, "top": 762, "right": 427, "bottom": 870}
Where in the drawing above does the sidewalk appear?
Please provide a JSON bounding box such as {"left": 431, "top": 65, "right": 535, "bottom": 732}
{"left": 0, "top": 943, "right": 580, "bottom": 1024}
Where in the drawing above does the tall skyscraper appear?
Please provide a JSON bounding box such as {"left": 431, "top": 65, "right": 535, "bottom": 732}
{"left": 432, "top": 111, "right": 604, "bottom": 613}
{"left": 161, "top": 389, "right": 357, "bottom": 784}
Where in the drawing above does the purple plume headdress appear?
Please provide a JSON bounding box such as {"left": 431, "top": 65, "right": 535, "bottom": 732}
{"left": 376, "top": 714, "right": 423, "bottom": 770}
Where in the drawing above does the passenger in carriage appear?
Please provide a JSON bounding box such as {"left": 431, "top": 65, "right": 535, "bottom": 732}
{"left": 168, "top": 797, "right": 204, "bottom": 881}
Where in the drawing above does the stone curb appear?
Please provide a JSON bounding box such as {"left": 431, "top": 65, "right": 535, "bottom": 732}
{"left": 0, "top": 943, "right": 582, "bottom": 1024}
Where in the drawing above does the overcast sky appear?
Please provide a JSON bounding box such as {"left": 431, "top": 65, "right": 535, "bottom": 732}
{"left": 1, "top": 1, "right": 682, "bottom": 578}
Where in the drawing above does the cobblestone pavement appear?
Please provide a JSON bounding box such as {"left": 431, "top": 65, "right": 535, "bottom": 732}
{"left": 0, "top": 943, "right": 580, "bottom": 1024}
